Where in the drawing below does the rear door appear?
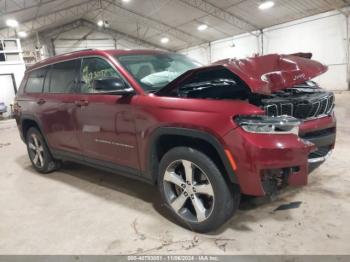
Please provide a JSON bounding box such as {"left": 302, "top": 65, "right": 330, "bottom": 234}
{"left": 38, "top": 59, "right": 82, "bottom": 155}
{"left": 74, "top": 57, "right": 140, "bottom": 170}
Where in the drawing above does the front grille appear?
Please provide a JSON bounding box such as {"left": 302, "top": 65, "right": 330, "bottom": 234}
{"left": 263, "top": 91, "right": 334, "bottom": 120}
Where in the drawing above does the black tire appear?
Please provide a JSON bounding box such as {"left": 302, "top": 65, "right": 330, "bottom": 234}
{"left": 158, "top": 146, "right": 240, "bottom": 233}
{"left": 26, "top": 127, "right": 61, "bottom": 174}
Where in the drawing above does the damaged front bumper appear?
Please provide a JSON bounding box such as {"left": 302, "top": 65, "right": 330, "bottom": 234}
{"left": 308, "top": 150, "right": 333, "bottom": 163}
{"left": 223, "top": 114, "right": 336, "bottom": 196}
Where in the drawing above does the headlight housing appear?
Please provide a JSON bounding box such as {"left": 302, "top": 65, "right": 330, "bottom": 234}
{"left": 235, "top": 115, "right": 301, "bottom": 134}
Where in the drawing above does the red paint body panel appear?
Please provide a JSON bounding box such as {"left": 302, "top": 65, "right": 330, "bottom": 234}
{"left": 222, "top": 113, "right": 336, "bottom": 195}
{"left": 214, "top": 54, "right": 328, "bottom": 95}
{"left": 15, "top": 49, "right": 336, "bottom": 196}
{"left": 131, "top": 95, "right": 264, "bottom": 175}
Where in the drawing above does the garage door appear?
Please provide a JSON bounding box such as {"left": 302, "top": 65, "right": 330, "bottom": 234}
{"left": 0, "top": 74, "right": 16, "bottom": 117}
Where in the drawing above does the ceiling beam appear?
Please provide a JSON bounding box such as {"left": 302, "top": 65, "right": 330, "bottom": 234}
{"left": 36, "top": 19, "right": 170, "bottom": 51}
{"left": 0, "top": 0, "right": 100, "bottom": 37}
{"left": 102, "top": 0, "right": 208, "bottom": 46}
{"left": 179, "top": 0, "right": 260, "bottom": 36}
{"left": 0, "top": 0, "right": 58, "bottom": 16}
{"left": 39, "top": 19, "right": 85, "bottom": 39}
{"left": 79, "top": 19, "right": 171, "bottom": 51}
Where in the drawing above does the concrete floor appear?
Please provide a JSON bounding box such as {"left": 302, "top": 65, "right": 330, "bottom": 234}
{"left": 0, "top": 93, "right": 350, "bottom": 255}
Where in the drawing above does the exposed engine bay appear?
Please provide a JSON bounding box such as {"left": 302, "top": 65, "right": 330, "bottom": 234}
{"left": 172, "top": 68, "right": 334, "bottom": 121}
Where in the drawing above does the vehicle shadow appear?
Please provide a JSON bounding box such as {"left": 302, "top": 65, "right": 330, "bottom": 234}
{"left": 16, "top": 154, "right": 306, "bottom": 235}
{"left": 16, "top": 154, "right": 180, "bottom": 225}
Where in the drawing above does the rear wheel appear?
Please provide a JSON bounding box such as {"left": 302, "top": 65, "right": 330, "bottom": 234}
{"left": 26, "top": 127, "right": 61, "bottom": 173}
{"left": 158, "top": 147, "right": 240, "bottom": 233}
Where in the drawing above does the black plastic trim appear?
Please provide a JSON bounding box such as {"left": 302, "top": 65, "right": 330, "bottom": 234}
{"left": 147, "top": 127, "right": 237, "bottom": 184}
{"left": 302, "top": 133, "right": 336, "bottom": 148}
{"left": 19, "top": 114, "right": 45, "bottom": 142}
{"left": 51, "top": 149, "right": 151, "bottom": 184}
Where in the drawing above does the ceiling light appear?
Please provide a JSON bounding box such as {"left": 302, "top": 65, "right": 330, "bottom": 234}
{"left": 197, "top": 24, "right": 208, "bottom": 31}
{"left": 97, "top": 20, "right": 104, "bottom": 27}
{"left": 18, "top": 31, "right": 27, "bottom": 38}
{"left": 6, "top": 19, "right": 19, "bottom": 27}
{"left": 160, "top": 37, "right": 169, "bottom": 44}
{"left": 258, "top": 1, "right": 274, "bottom": 10}
{"left": 122, "top": 0, "right": 131, "bottom": 2}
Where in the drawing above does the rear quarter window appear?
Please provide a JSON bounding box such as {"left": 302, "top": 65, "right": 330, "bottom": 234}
{"left": 25, "top": 68, "right": 47, "bottom": 93}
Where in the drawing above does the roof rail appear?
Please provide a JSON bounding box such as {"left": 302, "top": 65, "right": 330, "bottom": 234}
{"left": 62, "top": 48, "right": 97, "bottom": 55}
{"left": 29, "top": 49, "right": 99, "bottom": 68}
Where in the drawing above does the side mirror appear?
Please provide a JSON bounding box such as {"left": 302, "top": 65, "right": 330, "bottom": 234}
{"left": 92, "top": 77, "right": 134, "bottom": 95}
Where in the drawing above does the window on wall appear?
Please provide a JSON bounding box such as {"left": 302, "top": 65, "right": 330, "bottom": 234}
{"left": 80, "top": 57, "right": 122, "bottom": 93}
{"left": 0, "top": 42, "right": 5, "bottom": 61}
{"left": 0, "top": 39, "right": 22, "bottom": 62}
{"left": 47, "top": 59, "right": 80, "bottom": 93}
{"left": 25, "top": 68, "right": 47, "bottom": 93}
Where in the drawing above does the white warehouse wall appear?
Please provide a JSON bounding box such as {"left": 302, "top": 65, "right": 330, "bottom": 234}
{"left": 180, "top": 10, "right": 348, "bottom": 91}
{"left": 0, "top": 63, "right": 26, "bottom": 117}
{"left": 0, "top": 39, "right": 26, "bottom": 87}
{"left": 263, "top": 11, "right": 347, "bottom": 91}
{"left": 181, "top": 33, "right": 260, "bottom": 64}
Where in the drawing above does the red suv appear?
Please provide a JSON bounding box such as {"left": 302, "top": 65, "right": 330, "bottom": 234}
{"left": 14, "top": 49, "right": 336, "bottom": 232}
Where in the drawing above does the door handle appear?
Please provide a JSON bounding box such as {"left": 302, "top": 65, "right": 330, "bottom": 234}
{"left": 37, "top": 98, "right": 46, "bottom": 105}
{"left": 75, "top": 99, "right": 89, "bottom": 107}
{"left": 81, "top": 100, "right": 89, "bottom": 106}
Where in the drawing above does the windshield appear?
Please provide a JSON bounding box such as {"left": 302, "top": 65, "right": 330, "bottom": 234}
{"left": 116, "top": 53, "right": 201, "bottom": 92}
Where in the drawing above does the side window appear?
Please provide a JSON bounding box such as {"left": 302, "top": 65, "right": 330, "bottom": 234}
{"left": 25, "top": 68, "right": 47, "bottom": 93}
{"left": 47, "top": 59, "right": 80, "bottom": 93}
{"left": 80, "top": 57, "right": 122, "bottom": 93}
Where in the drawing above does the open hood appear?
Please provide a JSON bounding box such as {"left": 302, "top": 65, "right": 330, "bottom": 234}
{"left": 214, "top": 53, "right": 328, "bottom": 94}
{"left": 158, "top": 53, "right": 327, "bottom": 96}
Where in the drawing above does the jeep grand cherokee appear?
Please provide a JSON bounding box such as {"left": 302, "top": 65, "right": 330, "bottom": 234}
{"left": 14, "top": 50, "right": 336, "bottom": 232}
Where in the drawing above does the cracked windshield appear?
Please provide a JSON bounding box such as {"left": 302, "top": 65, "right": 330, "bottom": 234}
{"left": 116, "top": 53, "right": 201, "bottom": 92}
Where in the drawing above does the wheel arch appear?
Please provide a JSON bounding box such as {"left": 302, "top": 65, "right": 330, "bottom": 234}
{"left": 20, "top": 114, "right": 45, "bottom": 142}
{"left": 147, "top": 127, "right": 238, "bottom": 185}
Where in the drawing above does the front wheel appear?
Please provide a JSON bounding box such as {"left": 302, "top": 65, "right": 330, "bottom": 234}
{"left": 158, "top": 147, "right": 240, "bottom": 233}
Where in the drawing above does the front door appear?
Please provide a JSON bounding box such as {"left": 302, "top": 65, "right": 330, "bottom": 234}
{"left": 74, "top": 57, "right": 140, "bottom": 170}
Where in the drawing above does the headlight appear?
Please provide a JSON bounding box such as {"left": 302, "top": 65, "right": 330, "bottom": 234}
{"left": 235, "top": 115, "right": 301, "bottom": 134}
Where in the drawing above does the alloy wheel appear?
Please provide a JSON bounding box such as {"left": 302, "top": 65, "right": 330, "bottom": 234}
{"left": 28, "top": 134, "right": 45, "bottom": 168}
{"left": 163, "top": 159, "right": 215, "bottom": 223}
